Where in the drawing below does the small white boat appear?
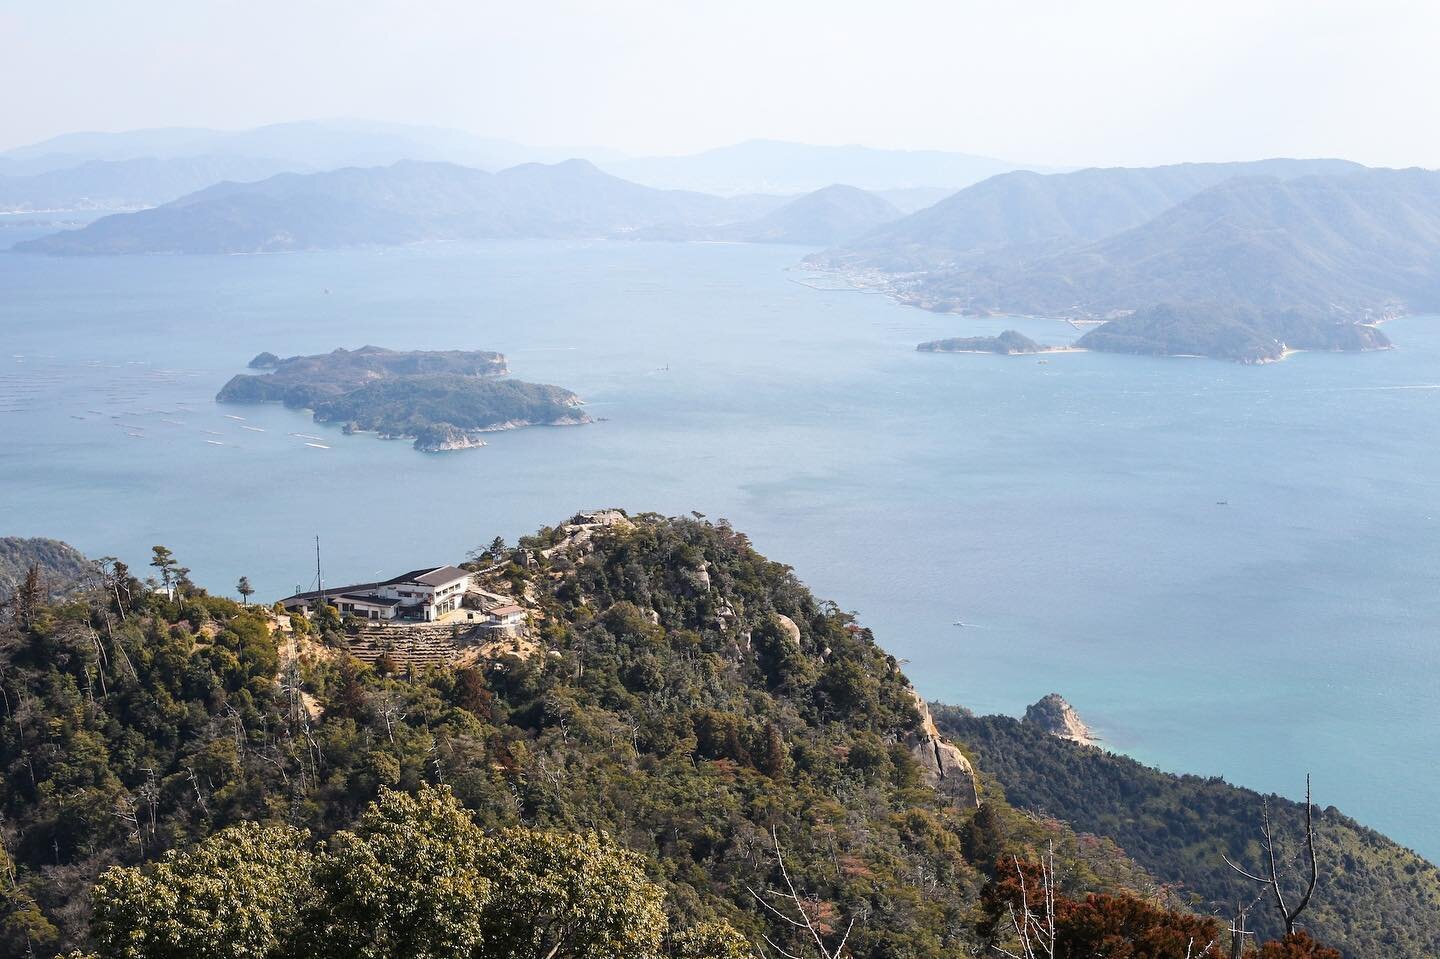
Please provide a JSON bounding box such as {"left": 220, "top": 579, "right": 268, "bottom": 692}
{"left": 305, "top": 442, "right": 331, "bottom": 449}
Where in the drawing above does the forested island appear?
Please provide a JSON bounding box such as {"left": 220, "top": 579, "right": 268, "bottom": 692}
{"left": 916, "top": 329, "right": 1054, "bottom": 355}
{"left": 0, "top": 511, "right": 1433, "bottom": 958}
{"left": 217, "top": 346, "right": 589, "bottom": 450}
{"left": 1077, "top": 303, "right": 1390, "bottom": 364}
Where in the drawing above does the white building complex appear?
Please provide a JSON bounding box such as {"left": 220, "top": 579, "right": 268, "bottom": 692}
{"left": 283, "top": 565, "right": 473, "bottom": 623}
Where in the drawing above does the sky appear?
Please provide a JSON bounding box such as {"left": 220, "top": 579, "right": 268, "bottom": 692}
{"left": 1, "top": 0, "right": 1436, "bottom": 168}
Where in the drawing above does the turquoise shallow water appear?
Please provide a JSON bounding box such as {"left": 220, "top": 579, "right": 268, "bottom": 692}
{"left": 2, "top": 239, "right": 1437, "bottom": 860}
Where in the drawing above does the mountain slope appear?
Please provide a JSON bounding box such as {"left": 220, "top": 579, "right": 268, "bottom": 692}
{"left": 0, "top": 513, "right": 1164, "bottom": 956}
{"left": 936, "top": 709, "right": 1440, "bottom": 959}
{"left": 916, "top": 169, "right": 1440, "bottom": 318}
{"left": 642, "top": 184, "right": 904, "bottom": 245}
{"left": 0, "top": 156, "right": 299, "bottom": 212}
{"left": 721, "top": 184, "right": 902, "bottom": 244}
{"left": 0, "top": 119, "right": 619, "bottom": 175}
{"left": 807, "top": 158, "right": 1366, "bottom": 273}
{"left": 14, "top": 159, "right": 749, "bottom": 254}
{"left": 0, "top": 536, "right": 93, "bottom": 601}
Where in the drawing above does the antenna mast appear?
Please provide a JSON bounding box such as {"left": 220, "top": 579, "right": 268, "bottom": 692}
{"left": 315, "top": 536, "right": 324, "bottom": 602}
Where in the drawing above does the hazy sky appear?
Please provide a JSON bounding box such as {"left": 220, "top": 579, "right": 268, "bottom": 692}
{"left": 2, "top": 0, "right": 1436, "bottom": 167}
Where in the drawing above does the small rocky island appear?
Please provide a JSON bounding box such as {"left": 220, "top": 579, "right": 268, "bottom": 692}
{"left": 217, "top": 346, "right": 590, "bottom": 451}
{"left": 916, "top": 330, "right": 1055, "bottom": 355}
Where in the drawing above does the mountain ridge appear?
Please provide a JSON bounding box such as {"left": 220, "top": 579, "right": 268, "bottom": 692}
{"left": 14, "top": 159, "right": 761, "bottom": 254}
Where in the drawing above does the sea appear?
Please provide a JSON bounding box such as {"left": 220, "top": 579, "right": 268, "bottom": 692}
{"left": 2, "top": 236, "right": 1437, "bottom": 861}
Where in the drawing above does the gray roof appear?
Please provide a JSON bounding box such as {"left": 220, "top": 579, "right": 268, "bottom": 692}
{"left": 283, "top": 564, "right": 470, "bottom": 604}
{"left": 409, "top": 565, "right": 470, "bottom": 587}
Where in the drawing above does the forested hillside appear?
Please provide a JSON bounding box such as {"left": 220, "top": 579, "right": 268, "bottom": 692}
{"left": 0, "top": 538, "right": 94, "bottom": 603}
{"left": 0, "top": 514, "right": 1402, "bottom": 957}
{"left": 936, "top": 711, "right": 1440, "bottom": 958}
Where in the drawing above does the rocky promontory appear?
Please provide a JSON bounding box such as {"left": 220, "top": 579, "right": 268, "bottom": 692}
{"left": 1023, "top": 693, "right": 1099, "bottom": 747}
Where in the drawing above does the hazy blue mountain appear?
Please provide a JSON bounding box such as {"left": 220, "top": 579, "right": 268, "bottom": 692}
{"left": 873, "top": 186, "right": 958, "bottom": 214}
{"left": 642, "top": 184, "right": 903, "bottom": 245}
{"left": 14, "top": 158, "right": 754, "bottom": 254}
{"left": 718, "top": 184, "right": 902, "bottom": 244}
{"left": 912, "top": 168, "right": 1440, "bottom": 319}
{"left": 0, "top": 119, "right": 620, "bottom": 176}
{"left": 604, "top": 138, "right": 1030, "bottom": 195}
{"left": 0, "top": 155, "right": 300, "bottom": 212}
{"left": 807, "top": 158, "right": 1367, "bottom": 272}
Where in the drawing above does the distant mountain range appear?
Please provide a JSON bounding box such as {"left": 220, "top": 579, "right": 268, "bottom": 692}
{"left": 0, "top": 119, "right": 616, "bottom": 177}
{"left": 601, "top": 139, "right": 1033, "bottom": 195}
{"left": 13, "top": 159, "right": 732, "bottom": 254}
{"left": 12, "top": 126, "right": 1437, "bottom": 365}
{"left": 805, "top": 158, "right": 1366, "bottom": 273}
{"left": 0, "top": 155, "right": 301, "bottom": 212}
{"left": 888, "top": 168, "right": 1440, "bottom": 318}
{"left": 14, "top": 161, "right": 911, "bottom": 254}
{"left": 638, "top": 184, "right": 904, "bottom": 245}
{"left": 0, "top": 123, "right": 1029, "bottom": 215}
{"left": 803, "top": 159, "right": 1440, "bottom": 361}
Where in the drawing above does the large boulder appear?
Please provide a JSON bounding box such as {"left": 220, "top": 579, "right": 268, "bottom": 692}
{"left": 905, "top": 687, "right": 979, "bottom": 808}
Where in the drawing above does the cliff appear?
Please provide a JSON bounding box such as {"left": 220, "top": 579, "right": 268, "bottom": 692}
{"left": 906, "top": 689, "right": 980, "bottom": 807}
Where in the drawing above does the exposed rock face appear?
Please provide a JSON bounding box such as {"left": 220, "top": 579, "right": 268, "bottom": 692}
{"left": 1024, "top": 693, "right": 1098, "bottom": 747}
{"left": 773, "top": 613, "right": 801, "bottom": 646}
{"left": 905, "top": 688, "right": 979, "bottom": 808}
{"left": 688, "top": 562, "right": 713, "bottom": 593}
{"left": 540, "top": 509, "right": 636, "bottom": 558}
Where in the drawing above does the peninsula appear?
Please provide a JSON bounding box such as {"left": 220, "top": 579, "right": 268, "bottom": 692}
{"left": 216, "top": 345, "right": 590, "bottom": 451}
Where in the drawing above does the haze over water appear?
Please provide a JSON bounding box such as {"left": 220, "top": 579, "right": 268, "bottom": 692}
{"left": 2, "top": 239, "right": 1437, "bottom": 859}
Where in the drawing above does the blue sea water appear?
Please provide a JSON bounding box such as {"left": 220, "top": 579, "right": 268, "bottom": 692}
{"left": 1, "top": 239, "right": 1437, "bottom": 860}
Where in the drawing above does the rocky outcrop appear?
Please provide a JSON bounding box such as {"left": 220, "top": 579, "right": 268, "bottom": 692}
{"left": 905, "top": 688, "right": 979, "bottom": 808}
{"left": 1024, "top": 693, "right": 1099, "bottom": 747}
{"left": 412, "top": 424, "right": 488, "bottom": 452}
{"left": 541, "top": 509, "right": 636, "bottom": 558}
